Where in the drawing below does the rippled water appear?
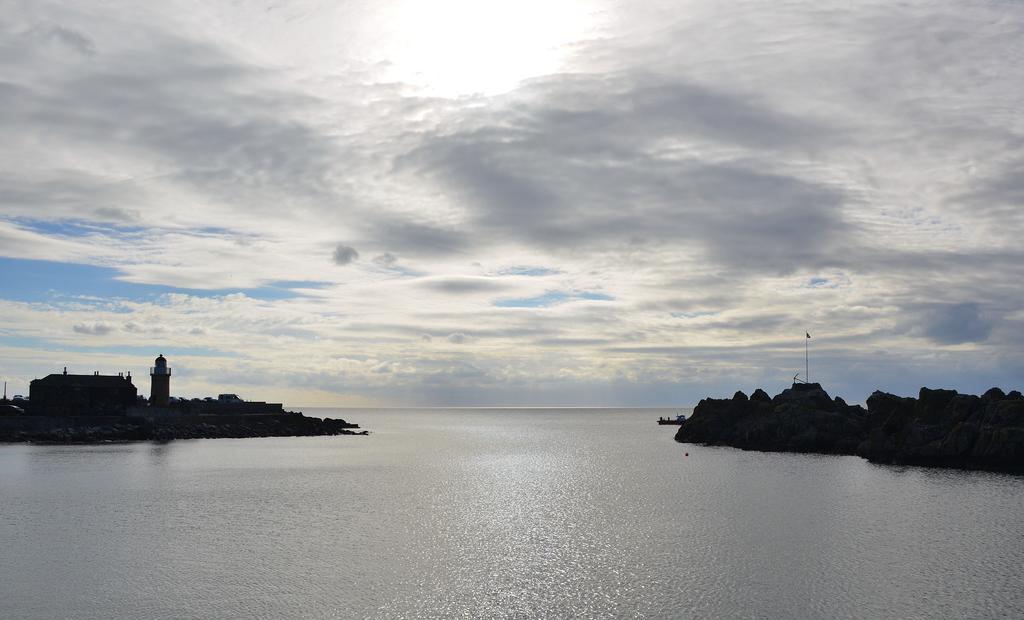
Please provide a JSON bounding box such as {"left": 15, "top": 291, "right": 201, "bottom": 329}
{"left": 2, "top": 408, "right": 1023, "bottom": 619}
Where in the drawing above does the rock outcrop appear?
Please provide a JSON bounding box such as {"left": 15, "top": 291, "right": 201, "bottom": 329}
{"left": 676, "top": 383, "right": 867, "bottom": 455}
{"left": 858, "top": 387, "right": 1024, "bottom": 471}
{"left": 675, "top": 383, "right": 1024, "bottom": 473}
{"left": 0, "top": 413, "right": 366, "bottom": 443}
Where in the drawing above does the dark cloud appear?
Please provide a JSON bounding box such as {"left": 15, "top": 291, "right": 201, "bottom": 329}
{"left": 368, "top": 221, "right": 468, "bottom": 258}
{"left": 398, "top": 74, "right": 855, "bottom": 274}
{"left": 535, "top": 337, "right": 612, "bottom": 347}
{"left": 1, "top": 23, "right": 98, "bottom": 59}
{"left": 47, "top": 26, "right": 97, "bottom": 57}
{"left": 73, "top": 321, "right": 113, "bottom": 335}
{"left": 372, "top": 252, "right": 397, "bottom": 267}
{"left": 915, "top": 303, "right": 993, "bottom": 345}
{"left": 122, "top": 322, "right": 167, "bottom": 335}
{"left": 973, "top": 163, "right": 1024, "bottom": 206}
{"left": 332, "top": 244, "right": 359, "bottom": 265}
{"left": 519, "top": 75, "right": 838, "bottom": 151}
{"left": 340, "top": 317, "right": 569, "bottom": 342}
{"left": 416, "top": 276, "right": 510, "bottom": 294}
{"left": 702, "top": 314, "right": 791, "bottom": 333}
{"left": 954, "top": 160, "right": 1024, "bottom": 234}
{"left": 0, "top": 16, "right": 356, "bottom": 228}
{"left": 93, "top": 207, "right": 140, "bottom": 222}
{"left": 447, "top": 332, "right": 467, "bottom": 344}
{"left": 0, "top": 172, "right": 136, "bottom": 214}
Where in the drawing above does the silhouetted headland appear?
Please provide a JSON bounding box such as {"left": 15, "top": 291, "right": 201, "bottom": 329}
{"left": 675, "top": 383, "right": 1024, "bottom": 473}
{"left": 0, "top": 412, "right": 363, "bottom": 443}
{"left": 0, "top": 354, "right": 365, "bottom": 443}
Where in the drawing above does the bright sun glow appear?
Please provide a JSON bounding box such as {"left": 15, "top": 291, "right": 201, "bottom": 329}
{"left": 386, "top": 0, "right": 600, "bottom": 97}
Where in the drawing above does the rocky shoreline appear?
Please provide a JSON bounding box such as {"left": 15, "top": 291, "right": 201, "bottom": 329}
{"left": 675, "top": 383, "right": 1024, "bottom": 473}
{"left": 0, "top": 412, "right": 366, "bottom": 443}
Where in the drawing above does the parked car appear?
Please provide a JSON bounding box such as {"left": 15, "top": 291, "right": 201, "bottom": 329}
{"left": 0, "top": 403, "right": 25, "bottom": 415}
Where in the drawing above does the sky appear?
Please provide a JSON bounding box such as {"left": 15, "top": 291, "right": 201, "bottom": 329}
{"left": 1, "top": 0, "right": 1023, "bottom": 406}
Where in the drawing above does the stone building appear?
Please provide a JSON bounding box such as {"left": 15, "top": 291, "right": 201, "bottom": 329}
{"left": 28, "top": 368, "right": 137, "bottom": 416}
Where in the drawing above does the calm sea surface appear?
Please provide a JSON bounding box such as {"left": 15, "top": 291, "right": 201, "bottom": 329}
{"left": 2, "top": 408, "right": 1023, "bottom": 619}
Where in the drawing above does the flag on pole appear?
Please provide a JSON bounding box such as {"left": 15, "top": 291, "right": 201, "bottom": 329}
{"left": 806, "top": 332, "right": 811, "bottom": 339}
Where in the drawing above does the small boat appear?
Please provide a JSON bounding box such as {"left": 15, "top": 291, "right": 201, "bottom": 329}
{"left": 657, "top": 414, "right": 687, "bottom": 425}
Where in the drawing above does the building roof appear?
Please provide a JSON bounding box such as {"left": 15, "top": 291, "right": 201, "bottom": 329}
{"left": 32, "top": 374, "right": 135, "bottom": 388}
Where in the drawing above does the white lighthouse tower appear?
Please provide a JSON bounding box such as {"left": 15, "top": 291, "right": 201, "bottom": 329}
{"left": 150, "top": 354, "right": 171, "bottom": 407}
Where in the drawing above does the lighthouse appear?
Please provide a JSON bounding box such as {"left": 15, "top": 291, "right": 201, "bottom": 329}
{"left": 150, "top": 354, "right": 171, "bottom": 407}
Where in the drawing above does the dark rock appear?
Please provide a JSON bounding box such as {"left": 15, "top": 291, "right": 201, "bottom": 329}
{"left": 772, "top": 382, "right": 836, "bottom": 412}
{"left": 919, "top": 387, "right": 958, "bottom": 410}
{"left": 678, "top": 383, "right": 862, "bottom": 455}
{"left": 750, "top": 389, "right": 771, "bottom": 403}
{"left": 0, "top": 413, "right": 366, "bottom": 443}
{"left": 982, "top": 387, "right": 1006, "bottom": 402}
{"left": 676, "top": 384, "right": 1024, "bottom": 473}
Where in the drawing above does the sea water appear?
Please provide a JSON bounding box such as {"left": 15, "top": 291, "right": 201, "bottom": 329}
{"left": 1, "top": 408, "right": 1022, "bottom": 618}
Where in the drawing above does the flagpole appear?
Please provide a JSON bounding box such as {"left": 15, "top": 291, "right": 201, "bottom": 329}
{"left": 805, "top": 333, "right": 809, "bottom": 384}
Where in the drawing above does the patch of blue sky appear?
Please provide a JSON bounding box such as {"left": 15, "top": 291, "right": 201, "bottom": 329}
{"left": 494, "top": 290, "right": 570, "bottom": 308}
{"left": 385, "top": 266, "right": 427, "bottom": 278}
{"left": 497, "top": 266, "right": 561, "bottom": 277}
{"left": 193, "top": 226, "right": 237, "bottom": 236}
{"left": 18, "top": 219, "right": 262, "bottom": 245}
{"left": 807, "top": 277, "right": 837, "bottom": 289}
{"left": 0, "top": 334, "right": 234, "bottom": 359}
{"left": 19, "top": 218, "right": 147, "bottom": 236}
{"left": 0, "top": 257, "right": 308, "bottom": 303}
{"left": 228, "top": 287, "right": 304, "bottom": 301}
{"left": 671, "top": 311, "right": 718, "bottom": 319}
{"left": 494, "top": 290, "right": 614, "bottom": 308}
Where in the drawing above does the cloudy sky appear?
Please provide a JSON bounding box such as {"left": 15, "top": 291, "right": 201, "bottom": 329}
{"left": 1, "top": 0, "right": 1022, "bottom": 406}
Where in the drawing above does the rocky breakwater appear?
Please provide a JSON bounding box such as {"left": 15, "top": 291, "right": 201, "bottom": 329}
{"left": 0, "top": 412, "right": 366, "bottom": 443}
{"left": 675, "top": 383, "right": 1024, "bottom": 473}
